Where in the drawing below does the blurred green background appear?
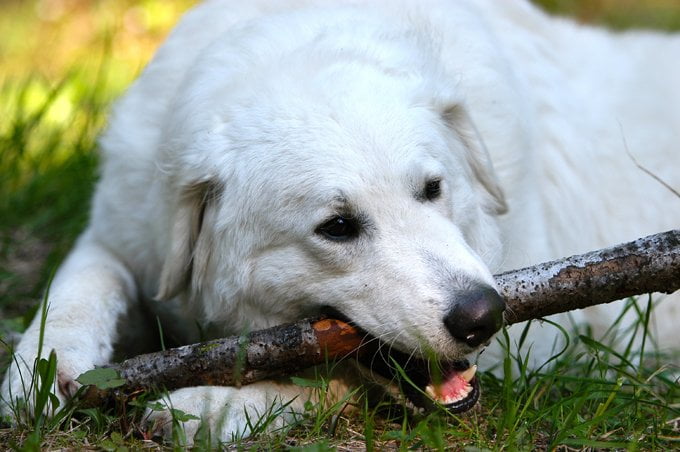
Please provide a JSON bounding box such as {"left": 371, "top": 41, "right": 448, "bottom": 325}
{"left": 537, "top": 0, "right": 680, "bottom": 29}
{"left": 0, "top": 0, "right": 196, "bottom": 334}
{"left": 0, "top": 0, "right": 679, "bottom": 329}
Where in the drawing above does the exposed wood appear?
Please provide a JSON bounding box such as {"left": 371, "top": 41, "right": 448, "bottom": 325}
{"left": 80, "top": 229, "right": 680, "bottom": 406}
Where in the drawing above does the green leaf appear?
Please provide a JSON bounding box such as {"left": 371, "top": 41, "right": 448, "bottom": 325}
{"left": 110, "top": 431, "right": 124, "bottom": 444}
{"left": 291, "top": 376, "right": 324, "bottom": 388}
{"left": 169, "top": 408, "right": 200, "bottom": 422}
{"left": 48, "top": 392, "right": 61, "bottom": 411}
{"left": 100, "top": 439, "right": 116, "bottom": 451}
{"left": 76, "top": 368, "right": 126, "bottom": 390}
{"left": 143, "top": 401, "right": 167, "bottom": 411}
{"left": 35, "top": 351, "right": 59, "bottom": 417}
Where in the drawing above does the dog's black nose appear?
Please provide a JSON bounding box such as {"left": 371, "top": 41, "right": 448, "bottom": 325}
{"left": 444, "top": 285, "right": 505, "bottom": 348}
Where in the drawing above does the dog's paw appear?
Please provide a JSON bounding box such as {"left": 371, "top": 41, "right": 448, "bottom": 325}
{"left": 0, "top": 349, "right": 93, "bottom": 422}
{"left": 142, "top": 383, "right": 308, "bottom": 446}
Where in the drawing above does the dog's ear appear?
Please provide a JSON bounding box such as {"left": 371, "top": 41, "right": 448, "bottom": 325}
{"left": 156, "top": 181, "right": 219, "bottom": 301}
{"left": 441, "top": 104, "right": 508, "bottom": 215}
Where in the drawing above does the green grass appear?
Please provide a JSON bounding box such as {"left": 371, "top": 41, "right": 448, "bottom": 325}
{"left": 533, "top": 0, "right": 680, "bottom": 30}
{"left": 1, "top": 0, "right": 679, "bottom": 450}
{"left": 0, "top": 69, "right": 104, "bottom": 346}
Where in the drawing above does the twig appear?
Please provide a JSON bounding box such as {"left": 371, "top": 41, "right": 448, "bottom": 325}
{"left": 621, "top": 126, "right": 680, "bottom": 199}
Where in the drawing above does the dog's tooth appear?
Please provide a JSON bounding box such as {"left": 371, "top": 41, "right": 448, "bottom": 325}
{"left": 460, "top": 364, "right": 477, "bottom": 382}
{"left": 425, "top": 385, "right": 438, "bottom": 400}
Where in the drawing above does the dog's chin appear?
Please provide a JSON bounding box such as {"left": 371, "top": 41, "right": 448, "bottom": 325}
{"left": 320, "top": 307, "right": 481, "bottom": 414}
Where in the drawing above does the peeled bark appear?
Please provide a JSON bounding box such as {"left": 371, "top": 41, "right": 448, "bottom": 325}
{"left": 81, "top": 229, "right": 680, "bottom": 406}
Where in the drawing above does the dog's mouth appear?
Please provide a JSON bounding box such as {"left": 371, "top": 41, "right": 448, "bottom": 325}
{"left": 424, "top": 362, "right": 480, "bottom": 412}
{"left": 357, "top": 344, "right": 480, "bottom": 414}
{"left": 320, "top": 308, "right": 481, "bottom": 413}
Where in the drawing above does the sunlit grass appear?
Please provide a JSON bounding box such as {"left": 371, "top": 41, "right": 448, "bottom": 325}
{"left": 0, "top": 0, "right": 196, "bottom": 79}
{"left": 534, "top": 0, "right": 680, "bottom": 30}
{"left": 0, "top": 0, "right": 195, "bottom": 326}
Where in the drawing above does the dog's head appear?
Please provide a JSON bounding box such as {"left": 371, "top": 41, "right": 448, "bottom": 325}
{"left": 154, "top": 12, "right": 507, "bottom": 388}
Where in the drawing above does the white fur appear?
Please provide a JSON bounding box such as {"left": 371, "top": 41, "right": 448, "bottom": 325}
{"left": 2, "top": 0, "right": 679, "bottom": 444}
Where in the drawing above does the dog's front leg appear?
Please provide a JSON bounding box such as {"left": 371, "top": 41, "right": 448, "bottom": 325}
{"left": 0, "top": 230, "right": 137, "bottom": 418}
{"left": 143, "top": 382, "right": 319, "bottom": 445}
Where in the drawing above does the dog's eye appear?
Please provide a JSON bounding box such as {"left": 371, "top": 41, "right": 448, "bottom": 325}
{"left": 424, "top": 179, "right": 442, "bottom": 201}
{"left": 316, "top": 216, "right": 359, "bottom": 241}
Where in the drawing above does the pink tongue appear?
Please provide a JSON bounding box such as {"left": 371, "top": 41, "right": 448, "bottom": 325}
{"left": 438, "top": 372, "right": 469, "bottom": 400}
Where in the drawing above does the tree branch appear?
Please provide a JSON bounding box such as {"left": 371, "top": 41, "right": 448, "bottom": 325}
{"left": 80, "top": 229, "right": 680, "bottom": 406}
{"left": 498, "top": 228, "right": 680, "bottom": 324}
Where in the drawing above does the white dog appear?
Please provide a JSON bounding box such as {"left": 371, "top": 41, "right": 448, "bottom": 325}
{"left": 2, "top": 0, "right": 679, "bottom": 443}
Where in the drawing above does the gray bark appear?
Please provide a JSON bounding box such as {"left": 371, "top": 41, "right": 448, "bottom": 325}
{"left": 498, "top": 229, "right": 680, "bottom": 324}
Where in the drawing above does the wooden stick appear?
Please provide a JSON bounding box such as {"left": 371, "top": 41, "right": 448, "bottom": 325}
{"left": 81, "top": 229, "right": 680, "bottom": 405}
{"left": 498, "top": 228, "right": 680, "bottom": 324}
{"left": 80, "top": 317, "right": 365, "bottom": 406}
